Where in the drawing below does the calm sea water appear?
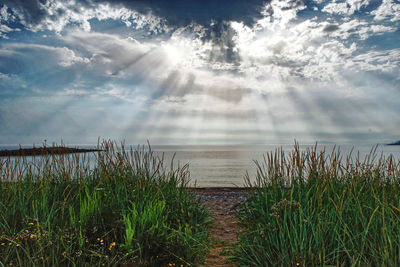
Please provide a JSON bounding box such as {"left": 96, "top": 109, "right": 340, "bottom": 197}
{"left": 152, "top": 144, "right": 400, "bottom": 187}
{"left": 1, "top": 144, "right": 400, "bottom": 187}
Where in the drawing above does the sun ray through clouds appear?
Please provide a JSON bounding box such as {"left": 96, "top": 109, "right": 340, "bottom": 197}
{"left": 0, "top": 0, "right": 399, "bottom": 144}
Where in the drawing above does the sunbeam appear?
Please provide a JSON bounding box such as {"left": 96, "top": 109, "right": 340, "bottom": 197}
{"left": 1, "top": 0, "right": 399, "bottom": 144}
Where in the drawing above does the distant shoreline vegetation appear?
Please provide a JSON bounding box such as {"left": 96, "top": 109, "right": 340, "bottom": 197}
{"left": 387, "top": 140, "right": 400, "bottom": 145}
{"left": 0, "top": 146, "right": 102, "bottom": 157}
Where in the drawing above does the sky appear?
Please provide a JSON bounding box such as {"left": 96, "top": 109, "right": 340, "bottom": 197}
{"left": 0, "top": 0, "right": 399, "bottom": 145}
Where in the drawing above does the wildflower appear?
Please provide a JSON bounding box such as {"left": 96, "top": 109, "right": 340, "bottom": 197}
{"left": 296, "top": 263, "right": 300, "bottom": 266}
{"left": 16, "top": 244, "right": 20, "bottom": 247}
{"left": 108, "top": 241, "right": 116, "bottom": 250}
{"left": 8, "top": 243, "right": 12, "bottom": 246}
{"left": 28, "top": 222, "right": 34, "bottom": 226}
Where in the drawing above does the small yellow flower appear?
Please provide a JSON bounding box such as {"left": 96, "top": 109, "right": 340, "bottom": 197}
{"left": 16, "top": 244, "right": 20, "bottom": 247}
{"left": 108, "top": 241, "right": 116, "bottom": 250}
{"left": 8, "top": 243, "right": 12, "bottom": 246}
{"left": 1, "top": 243, "right": 5, "bottom": 246}
{"left": 28, "top": 222, "right": 34, "bottom": 226}
{"left": 296, "top": 263, "right": 300, "bottom": 266}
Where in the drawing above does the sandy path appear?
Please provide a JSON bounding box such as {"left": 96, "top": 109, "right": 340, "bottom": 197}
{"left": 191, "top": 188, "right": 250, "bottom": 267}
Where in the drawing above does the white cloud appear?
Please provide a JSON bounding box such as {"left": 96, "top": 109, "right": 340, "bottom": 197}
{"left": 326, "top": 19, "right": 396, "bottom": 40}
{"left": 0, "top": 4, "right": 21, "bottom": 38}
{"left": 322, "top": 2, "right": 350, "bottom": 15}
{"left": 7, "top": 1, "right": 170, "bottom": 34}
{"left": 351, "top": 49, "right": 400, "bottom": 73}
{"left": 2, "top": 43, "right": 89, "bottom": 67}
{"left": 372, "top": 0, "right": 400, "bottom": 22}
{"left": 322, "top": 0, "right": 370, "bottom": 15}
{"left": 0, "top": 24, "right": 12, "bottom": 33}
{"left": 0, "top": 4, "right": 15, "bottom": 22}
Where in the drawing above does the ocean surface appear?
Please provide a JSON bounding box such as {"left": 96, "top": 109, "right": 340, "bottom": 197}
{"left": 1, "top": 144, "right": 400, "bottom": 187}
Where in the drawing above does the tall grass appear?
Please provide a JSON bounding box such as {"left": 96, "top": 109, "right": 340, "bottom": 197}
{"left": 0, "top": 141, "right": 211, "bottom": 266}
{"left": 233, "top": 143, "right": 400, "bottom": 266}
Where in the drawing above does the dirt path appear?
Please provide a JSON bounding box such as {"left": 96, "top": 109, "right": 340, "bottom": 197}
{"left": 191, "top": 188, "right": 250, "bottom": 267}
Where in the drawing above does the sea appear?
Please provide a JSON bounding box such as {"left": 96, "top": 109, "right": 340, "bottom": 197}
{"left": 1, "top": 144, "right": 400, "bottom": 187}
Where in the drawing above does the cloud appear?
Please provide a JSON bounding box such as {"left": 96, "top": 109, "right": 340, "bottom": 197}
{"left": 0, "top": 28, "right": 256, "bottom": 105}
{"left": 2, "top": 0, "right": 270, "bottom": 29}
{"left": 2, "top": 0, "right": 270, "bottom": 34}
{"left": 1, "top": 0, "right": 271, "bottom": 64}
{"left": 1, "top": 0, "right": 47, "bottom": 26}
{"left": 0, "top": 43, "right": 89, "bottom": 71}
{"left": 1, "top": 0, "right": 169, "bottom": 34}
{"left": 1, "top": 0, "right": 400, "bottom": 144}
{"left": 351, "top": 49, "right": 400, "bottom": 73}
{"left": 0, "top": 42, "right": 91, "bottom": 96}
{"left": 321, "top": 0, "right": 371, "bottom": 15}
{"left": 323, "top": 24, "right": 339, "bottom": 32}
{"left": 88, "top": 0, "right": 270, "bottom": 27}
{"left": 0, "top": 4, "right": 17, "bottom": 23}
{"left": 0, "top": 5, "right": 21, "bottom": 38}
{"left": 372, "top": 0, "right": 400, "bottom": 22}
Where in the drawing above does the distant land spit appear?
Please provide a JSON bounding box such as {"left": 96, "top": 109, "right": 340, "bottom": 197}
{"left": 0, "top": 146, "right": 102, "bottom": 157}
{"left": 387, "top": 140, "right": 400, "bottom": 146}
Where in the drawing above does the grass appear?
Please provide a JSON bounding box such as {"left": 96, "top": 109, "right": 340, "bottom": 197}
{"left": 233, "top": 143, "right": 400, "bottom": 266}
{"left": 0, "top": 140, "right": 211, "bottom": 266}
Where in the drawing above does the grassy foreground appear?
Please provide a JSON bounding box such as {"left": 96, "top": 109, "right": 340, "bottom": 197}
{"left": 0, "top": 141, "right": 211, "bottom": 266}
{"left": 233, "top": 144, "right": 400, "bottom": 266}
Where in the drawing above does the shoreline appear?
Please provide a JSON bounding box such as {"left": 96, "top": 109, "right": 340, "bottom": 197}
{"left": 187, "top": 187, "right": 254, "bottom": 192}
